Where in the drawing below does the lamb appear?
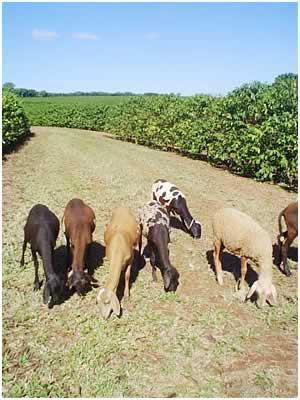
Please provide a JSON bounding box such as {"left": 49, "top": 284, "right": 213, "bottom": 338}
{"left": 97, "top": 207, "right": 141, "bottom": 319}
{"left": 152, "top": 179, "right": 202, "bottom": 239}
{"left": 139, "top": 201, "right": 179, "bottom": 292}
{"left": 277, "top": 201, "right": 298, "bottom": 276}
{"left": 20, "top": 204, "right": 65, "bottom": 307}
{"left": 62, "top": 198, "right": 96, "bottom": 295}
{"left": 212, "top": 207, "right": 277, "bottom": 308}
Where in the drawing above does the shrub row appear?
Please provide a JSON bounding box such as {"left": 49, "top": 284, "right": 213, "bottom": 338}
{"left": 105, "top": 74, "right": 298, "bottom": 186}
{"left": 22, "top": 74, "right": 297, "bottom": 186}
{"left": 2, "top": 91, "right": 30, "bottom": 153}
{"left": 24, "top": 101, "right": 109, "bottom": 131}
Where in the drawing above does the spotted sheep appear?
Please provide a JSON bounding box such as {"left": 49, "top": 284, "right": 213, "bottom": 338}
{"left": 139, "top": 201, "right": 179, "bottom": 292}
{"left": 152, "top": 179, "right": 202, "bottom": 239}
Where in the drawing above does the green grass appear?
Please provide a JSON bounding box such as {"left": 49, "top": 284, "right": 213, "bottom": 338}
{"left": 2, "top": 126, "right": 298, "bottom": 397}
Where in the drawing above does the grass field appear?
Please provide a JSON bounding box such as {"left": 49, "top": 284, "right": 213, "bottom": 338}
{"left": 2, "top": 126, "right": 298, "bottom": 397}
{"left": 22, "top": 95, "right": 132, "bottom": 106}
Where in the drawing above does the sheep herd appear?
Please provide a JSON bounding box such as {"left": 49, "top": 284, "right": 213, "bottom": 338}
{"left": 20, "top": 178, "right": 298, "bottom": 318}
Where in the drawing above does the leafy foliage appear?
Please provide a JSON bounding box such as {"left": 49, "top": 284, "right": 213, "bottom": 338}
{"left": 24, "top": 101, "right": 109, "bottom": 131}
{"left": 21, "top": 74, "right": 298, "bottom": 186}
{"left": 2, "top": 90, "right": 30, "bottom": 152}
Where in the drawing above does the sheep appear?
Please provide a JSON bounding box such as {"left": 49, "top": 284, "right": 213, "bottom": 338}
{"left": 152, "top": 179, "right": 202, "bottom": 239}
{"left": 139, "top": 201, "right": 179, "bottom": 292}
{"left": 277, "top": 201, "right": 298, "bottom": 276}
{"left": 212, "top": 207, "right": 277, "bottom": 308}
{"left": 62, "top": 198, "right": 96, "bottom": 295}
{"left": 20, "top": 204, "right": 65, "bottom": 307}
{"left": 97, "top": 207, "right": 141, "bottom": 319}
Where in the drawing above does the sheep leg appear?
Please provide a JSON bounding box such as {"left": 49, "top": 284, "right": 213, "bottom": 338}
{"left": 65, "top": 235, "right": 71, "bottom": 270}
{"left": 85, "top": 244, "right": 92, "bottom": 275}
{"left": 213, "top": 239, "right": 224, "bottom": 285}
{"left": 236, "top": 256, "right": 248, "bottom": 291}
{"left": 281, "top": 233, "right": 296, "bottom": 276}
{"left": 31, "top": 249, "right": 40, "bottom": 291}
{"left": 124, "top": 264, "right": 132, "bottom": 298}
{"left": 149, "top": 247, "right": 158, "bottom": 282}
{"left": 20, "top": 239, "right": 27, "bottom": 267}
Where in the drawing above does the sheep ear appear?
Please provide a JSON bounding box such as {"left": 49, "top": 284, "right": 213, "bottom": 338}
{"left": 246, "top": 280, "right": 259, "bottom": 299}
{"left": 43, "top": 284, "right": 51, "bottom": 305}
{"left": 96, "top": 288, "right": 105, "bottom": 304}
{"left": 163, "top": 274, "right": 171, "bottom": 291}
{"left": 268, "top": 284, "right": 277, "bottom": 306}
{"left": 110, "top": 292, "right": 121, "bottom": 316}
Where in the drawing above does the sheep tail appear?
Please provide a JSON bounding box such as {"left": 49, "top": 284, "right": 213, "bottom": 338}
{"left": 60, "top": 213, "right": 65, "bottom": 245}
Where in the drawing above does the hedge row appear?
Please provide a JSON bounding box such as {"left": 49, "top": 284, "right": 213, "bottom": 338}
{"left": 3, "top": 91, "right": 30, "bottom": 153}
{"left": 105, "top": 74, "right": 298, "bottom": 186}
{"left": 24, "top": 101, "right": 109, "bottom": 131}
{"left": 22, "top": 73, "right": 297, "bottom": 186}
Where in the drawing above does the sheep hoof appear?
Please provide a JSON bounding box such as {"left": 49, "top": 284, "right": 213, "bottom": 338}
{"left": 33, "top": 282, "right": 41, "bottom": 291}
{"left": 235, "top": 280, "right": 247, "bottom": 292}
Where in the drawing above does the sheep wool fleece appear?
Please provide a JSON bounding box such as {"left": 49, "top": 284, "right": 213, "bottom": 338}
{"left": 139, "top": 201, "right": 170, "bottom": 238}
{"left": 152, "top": 179, "right": 185, "bottom": 208}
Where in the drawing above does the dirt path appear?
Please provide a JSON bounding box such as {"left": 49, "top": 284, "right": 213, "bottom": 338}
{"left": 3, "top": 126, "right": 297, "bottom": 397}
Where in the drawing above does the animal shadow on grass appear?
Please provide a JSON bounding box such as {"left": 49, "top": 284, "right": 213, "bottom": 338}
{"left": 53, "top": 241, "right": 105, "bottom": 302}
{"left": 87, "top": 241, "right": 105, "bottom": 276}
{"left": 206, "top": 249, "right": 259, "bottom": 302}
{"left": 50, "top": 245, "right": 71, "bottom": 306}
{"left": 116, "top": 249, "right": 146, "bottom": 303}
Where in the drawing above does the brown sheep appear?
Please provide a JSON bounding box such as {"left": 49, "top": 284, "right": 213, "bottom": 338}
{"left": 62, "top": 198, "right": 96, "bottom": 295}
{"left": 278, "top": 201, "right": 298, "bottom": 276}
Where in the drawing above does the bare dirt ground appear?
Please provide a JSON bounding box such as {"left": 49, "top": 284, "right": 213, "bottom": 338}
{"left": 2, "top": 126, "right": 298, "bottom": 397}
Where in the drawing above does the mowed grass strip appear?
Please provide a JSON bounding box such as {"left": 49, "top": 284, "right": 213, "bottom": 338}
{"left": 2, "top": 126, "right": 297, "bottom": 397}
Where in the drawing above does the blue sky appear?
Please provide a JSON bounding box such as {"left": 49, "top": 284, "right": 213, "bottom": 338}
{"left": 3, "top": 2, "right": 298, "bottom": 95}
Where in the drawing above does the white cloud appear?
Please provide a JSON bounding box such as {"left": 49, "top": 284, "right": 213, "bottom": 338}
{"left": 72, "top": 32, "right": 98, "bottom": 41}
{"left": 32, "top": 29, "right": 59, "bottom": 40}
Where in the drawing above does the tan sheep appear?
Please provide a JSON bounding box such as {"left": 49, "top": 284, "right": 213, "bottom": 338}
{"left": 97, "top": 207, "right": 141, "bottom": 319}
{"left": 212, "top": 207, "right": 277, "bottom": 307}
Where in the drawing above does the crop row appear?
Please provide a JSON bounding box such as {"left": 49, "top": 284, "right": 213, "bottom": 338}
{"left": 21, "top": 74, "right": 298, "bottom": 186}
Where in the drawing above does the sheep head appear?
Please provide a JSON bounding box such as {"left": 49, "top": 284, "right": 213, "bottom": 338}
{"left": 246, "top": 280, "right": 277, "bottom": 308}
{"left": 68, "top": 270, "right": 91, "bottom": 295}
{"left": 163, "top": 267, "right": 180, "bottom": 292}
{"left": 96, "top": 288, "right": 120, "bottom": 319}
{"left": 190, "top": 220, "right": 202, "bottom": 239}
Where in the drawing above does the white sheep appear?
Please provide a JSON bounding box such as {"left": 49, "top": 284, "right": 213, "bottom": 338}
{"left": 212, "top": 207, "right": 277, "bottom": 307}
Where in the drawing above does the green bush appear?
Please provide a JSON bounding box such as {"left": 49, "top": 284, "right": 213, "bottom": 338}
{"left": 24, "top": 101, "right": 109, "bottom": 131}
{"left": 3, "top": 91, "right": 30, "bottom": 152}
{"left": 20, "top": 74, "right": 298, "bottom": 186}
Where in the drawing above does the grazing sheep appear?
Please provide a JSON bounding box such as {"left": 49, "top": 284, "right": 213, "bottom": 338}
{"left": 97, "top": 207, "right": 141, "bottom": 319}
{"left": 152, "top": 179, "right": 202, "bottom": 239}
{"left": 62, "top": 198, "right": 96, "bottom": 295}
{"left": 278, "top": 201, "right": 298, "bottom": 276}
{"left": 212, "top": 207, "right": 277, "bottom": 308}
{"left": 139, "top": 201, "right": 179, "bottom": 292}
{"left": 20, "top": 204, "right": 65, "bottom": 307}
